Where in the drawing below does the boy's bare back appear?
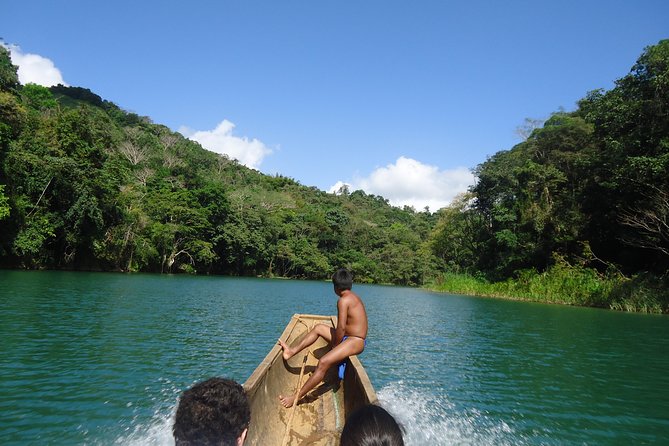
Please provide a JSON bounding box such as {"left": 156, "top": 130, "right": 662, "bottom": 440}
{"left": 336, "top": 289, "right": 368, "bottom": 341}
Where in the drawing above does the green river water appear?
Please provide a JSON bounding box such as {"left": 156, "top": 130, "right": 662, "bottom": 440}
{"left": 1, "top": 270, "right": 668, "bottom": 445}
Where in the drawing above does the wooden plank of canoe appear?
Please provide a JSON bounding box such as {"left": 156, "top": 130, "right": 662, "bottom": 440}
{"left": 243, "top": 314, "right": 376, "bottom": 446}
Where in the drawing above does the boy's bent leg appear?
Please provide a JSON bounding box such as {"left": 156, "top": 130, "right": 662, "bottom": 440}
{"left": 279, "top": 337, "right": 364, "bottom": 408}
{"left": 318, "top": 336, "right": 364, "bottom": 371}
{"left": 278, "top": 323, "right": 333, "bottom": 361}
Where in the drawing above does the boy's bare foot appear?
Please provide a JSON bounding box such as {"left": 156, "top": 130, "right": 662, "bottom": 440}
{"left": 278, "top": 394, "right": 296, "bottom": 408}
{"left": 278, "top": 338, "right": 296, "bottom": 360}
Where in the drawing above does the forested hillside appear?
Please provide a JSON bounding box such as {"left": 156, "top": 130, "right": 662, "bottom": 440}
{"left": 429, "top": 39, "right": 669, "bottom": 311}
{"left": 1, "top": 40, "right": 668, "bottom": 309}
{"left": 432, "top": 40, "right": 669, "bottom": 274}
{"left": 0, "top": 46, "right": 435, "bottom": 284}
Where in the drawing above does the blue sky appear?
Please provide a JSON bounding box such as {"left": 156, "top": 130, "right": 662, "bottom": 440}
{"left": 2, "top": 1, "right": 667, "bottom": 211}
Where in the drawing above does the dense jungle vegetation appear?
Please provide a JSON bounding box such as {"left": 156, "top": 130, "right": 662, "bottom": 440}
{"left": 1, "top": 41, "right": 668, "bottom": 312}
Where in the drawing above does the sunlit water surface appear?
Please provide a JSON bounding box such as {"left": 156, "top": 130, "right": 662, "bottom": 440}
{"left": 1, "top": 270, "right": 668, "bottom": 445}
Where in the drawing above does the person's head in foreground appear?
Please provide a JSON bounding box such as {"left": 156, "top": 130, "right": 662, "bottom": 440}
{"left": 173, "top": 377, "right": 251, "bottom": 446}
{"left": 332, "top": 268, "right": 353, "bottom": 293}
{"left": 340, "top": 404, "right": 405, "bottom": 446}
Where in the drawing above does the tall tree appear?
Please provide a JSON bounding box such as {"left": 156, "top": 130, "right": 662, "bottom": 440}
{"left": 577, "top": 39, "right": 669, "bottom": 271}
{"left": 0, "top": 45, "right": 19, "bottom": 92}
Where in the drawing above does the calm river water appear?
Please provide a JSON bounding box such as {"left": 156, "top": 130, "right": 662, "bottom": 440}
{"left": 1, "top": 270, "right": 668, "bottom": 445}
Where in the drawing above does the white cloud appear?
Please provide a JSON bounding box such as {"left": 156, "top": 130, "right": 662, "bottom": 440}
{"left": 329, "top": 156, "right": 475, "bottom": 212}
{"left": 328, "top": 181, "right": 351, "bottom": 194}
{"left": 180, "top": 120, "right": 272, "bottom": 169}
{"left": 3, "top": 44, "right": 67, "bottom": 87}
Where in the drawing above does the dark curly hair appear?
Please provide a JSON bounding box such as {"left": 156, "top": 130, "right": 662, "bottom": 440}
{"left": 173, "top": 377, "right": 251, "bottom": 446}
{"left": 340, "top": 404, "right": 404, "bottom": 446}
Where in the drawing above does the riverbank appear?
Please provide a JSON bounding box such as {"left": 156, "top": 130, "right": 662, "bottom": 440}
{"left": 426, "top": 261, "right": 669, "bottom": 314}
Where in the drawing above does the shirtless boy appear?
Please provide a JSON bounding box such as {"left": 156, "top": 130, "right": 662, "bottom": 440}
{"left": 278, "top": 268, "right": 368, "bottom": 408}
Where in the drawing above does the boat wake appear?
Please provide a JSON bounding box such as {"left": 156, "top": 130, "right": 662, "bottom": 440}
{"left": 111, "top": 380, "right": 526, "bottom": 446}
{"left": 108, "top": 377, "right": 180, "bottom": 446}
{"left": 378, "top": 381, "right": 524, "bottom": 446}
{"left": 111, "top": 407, "right": 175, "bottom": 446}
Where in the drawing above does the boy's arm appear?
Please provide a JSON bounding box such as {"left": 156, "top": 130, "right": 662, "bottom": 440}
{"left": 335, "top": 297, "right": 348, "bottom": 345}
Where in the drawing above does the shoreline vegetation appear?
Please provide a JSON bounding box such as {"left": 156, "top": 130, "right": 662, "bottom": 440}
{"left": 1, "top": 41, "right": 668, "bottom": 315}
{"left": 426, "top": 260, "right": 669, "bottom": 314}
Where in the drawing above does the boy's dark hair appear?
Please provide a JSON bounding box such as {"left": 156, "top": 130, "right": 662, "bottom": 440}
{"left": 332, "top": 268, "right": 353, "bottom": 291}
{"left": 173, "top": 377, "right": 250, "bottom": 446}
{"left": 340, "top": 404, "right": 405, "bottom": 446}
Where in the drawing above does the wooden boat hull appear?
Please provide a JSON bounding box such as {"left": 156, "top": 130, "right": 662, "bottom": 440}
{"left": 243, "top": 314, "right": 377, "bottom": 445}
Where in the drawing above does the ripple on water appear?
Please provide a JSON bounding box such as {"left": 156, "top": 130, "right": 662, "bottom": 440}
{"left": 378, "top": 382, "right": 522, "bottom": 446}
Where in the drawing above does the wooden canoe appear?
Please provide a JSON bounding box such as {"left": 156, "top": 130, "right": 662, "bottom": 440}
{"left": 243, "top": 314, "right": 377, "bottom": 446}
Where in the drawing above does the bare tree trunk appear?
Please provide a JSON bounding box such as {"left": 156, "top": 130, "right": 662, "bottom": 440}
{"left": 619, "top": 189, "right": 669, "bottom": 257}
{"left": 119, "top": 141, "right": 147, "bottom": 166}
